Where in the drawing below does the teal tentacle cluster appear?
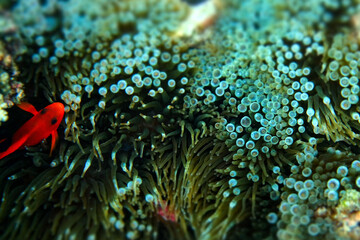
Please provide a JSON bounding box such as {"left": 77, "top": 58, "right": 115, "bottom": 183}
{"left": 1, "top": 0, "right": 360, "bottom": 240}
{"left": 277, "top": 144, "right": 360, "bottom": 240}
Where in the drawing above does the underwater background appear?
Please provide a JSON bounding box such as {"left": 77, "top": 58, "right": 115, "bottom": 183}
{"left": 1, "top": 0, "right": 360, "bottom": 239}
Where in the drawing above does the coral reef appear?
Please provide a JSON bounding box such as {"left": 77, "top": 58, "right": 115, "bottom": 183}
{"left": 1, "top": 0, "right": 360, "bottom": 240}
{"left": 0, "top": 10, "right": 25, "bottom": 125}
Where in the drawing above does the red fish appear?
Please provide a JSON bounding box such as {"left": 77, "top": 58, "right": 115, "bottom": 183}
{"left": 0, "top": 102, "right": 64, "bottom": 159}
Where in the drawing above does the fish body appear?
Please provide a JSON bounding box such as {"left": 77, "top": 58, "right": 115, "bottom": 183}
{"left": 0, "top": 102, "right": 64, "bottom": 159}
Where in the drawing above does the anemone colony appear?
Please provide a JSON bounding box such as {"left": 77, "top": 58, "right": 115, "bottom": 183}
{"left": 1, "top": 0, "right": 360, "bottom": 239}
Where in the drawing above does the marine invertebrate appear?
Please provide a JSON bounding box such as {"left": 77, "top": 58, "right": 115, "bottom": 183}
{"left": 0, "top": 19, "right": 24, "bottom": 125}
{"left": 332, "top": 189, "right": 360, "bottom": 240}
{"left": 277, "top": 142, "right": 360, "bottom": 240}
{"left": 2, "top": 0, "right": 360, "bottom": 240}
{"left": 305, "top": 33, "right": 360, "bottom": 144}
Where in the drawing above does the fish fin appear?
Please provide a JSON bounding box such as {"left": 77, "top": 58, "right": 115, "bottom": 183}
{"left": 50, "top": 131, "right": 58, "bottom": 156}
{"left": 17, "top": 102, "right": 38, "bottom": 115}
{"left": 0, "top": 135, "right": 27, "bottom": 159}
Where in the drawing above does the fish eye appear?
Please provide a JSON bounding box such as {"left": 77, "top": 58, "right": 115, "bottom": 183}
{"left": 51, "top": 118, "right": 57, "bottom": 125}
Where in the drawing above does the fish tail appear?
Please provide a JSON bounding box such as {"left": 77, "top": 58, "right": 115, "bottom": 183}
{"left": 0, "top": 151, "right": 7, "bottom": 159}
{"left": 0, "top": 145, "right": 21, "bottom": 160}
{"left": 0, "top": 136, "right": 27, "bottom": 160}
{"left": 0, "top": 147, "right": 11, "bottom": 159}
